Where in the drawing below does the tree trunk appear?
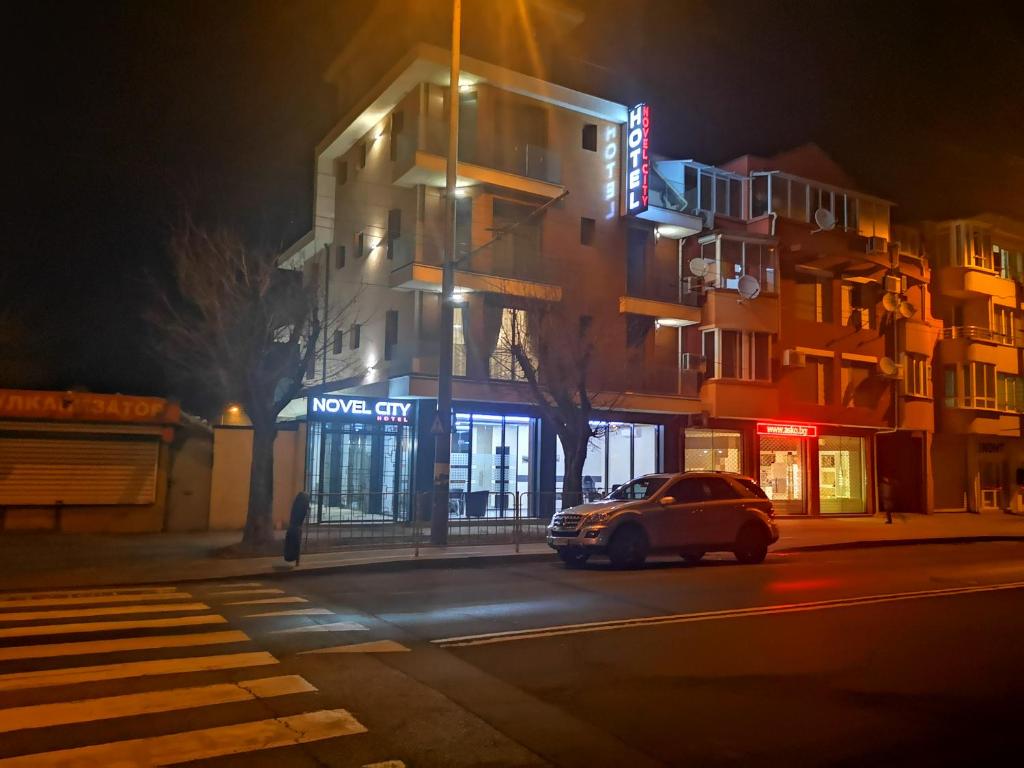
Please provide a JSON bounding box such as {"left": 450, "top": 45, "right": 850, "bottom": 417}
{"left": 558, "top": 428, "right": 591, "bottom": 510}
{"left": 243, "top": 425, "right": 276, "bottom": 547}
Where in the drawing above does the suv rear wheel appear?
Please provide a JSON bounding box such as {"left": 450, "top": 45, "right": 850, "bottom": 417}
{"left": 558, "top": 550, "right": 590, "bottom": 568}
{"left": 733, "top": 523, "right": 769, "bottom": 564}
{"left": 607, "top": 525, "right": 649, "bottom": 569}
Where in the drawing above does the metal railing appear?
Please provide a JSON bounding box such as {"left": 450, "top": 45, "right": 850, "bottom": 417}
{"left": 939, "top": 325, "right": 1019, "bottom": 345}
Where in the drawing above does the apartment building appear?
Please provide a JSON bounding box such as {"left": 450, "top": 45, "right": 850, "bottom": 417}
{"left": 926, "top": 215, "right": 1024, "bottom": 512}
{"left": 281, "top": 37, "right": 940, "bottom": 518}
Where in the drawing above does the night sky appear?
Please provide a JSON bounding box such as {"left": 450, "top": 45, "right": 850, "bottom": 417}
{"left": 5, "top": 0, "right": 1023, "bottom": 407}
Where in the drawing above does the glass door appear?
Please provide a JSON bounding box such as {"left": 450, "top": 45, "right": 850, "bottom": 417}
{"left": 818, "top": 436, "right": 866, "bottom": 514}
{"left": 759, "top": 435, "right": 806, "bottom": 515}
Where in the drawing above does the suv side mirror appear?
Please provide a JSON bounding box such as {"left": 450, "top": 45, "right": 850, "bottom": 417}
{"left": 659, "top": 496, "right": 676, "bottom": 506}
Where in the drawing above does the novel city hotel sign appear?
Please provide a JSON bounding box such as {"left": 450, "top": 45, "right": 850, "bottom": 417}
{"left": 309, "top": 396, "right": 412, "bottom": 424}
{"left": 624, "top": 102, "right": 650, "bottom": 214}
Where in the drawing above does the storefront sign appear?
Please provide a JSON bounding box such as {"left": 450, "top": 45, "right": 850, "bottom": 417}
{"left": 0, "top": 389, "right": 178, "bottom": 424}
{"left": 625, "top": 103, "right": 650, "bottom": 214}
{"left": 757, "top": 422, "right": 818, "bottom": 438}
{"left": 309, "top": 396, "right": 412, "bottom": 423}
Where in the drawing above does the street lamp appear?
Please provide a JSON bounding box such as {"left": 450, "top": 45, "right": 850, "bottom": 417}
{"left": 431, "top": 0, "right": 462, "bottom": 545}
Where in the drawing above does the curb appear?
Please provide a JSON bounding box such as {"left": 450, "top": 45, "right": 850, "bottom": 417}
{"left": 775, "top": 535, "right": 1024, "bottom": 554}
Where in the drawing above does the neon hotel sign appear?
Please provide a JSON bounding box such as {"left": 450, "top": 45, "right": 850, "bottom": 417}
{"left": 310, "top": 396, "right": 411, "bottom": 423}
{"left": 625, "top": 102, "right": 650, "bottom": 215}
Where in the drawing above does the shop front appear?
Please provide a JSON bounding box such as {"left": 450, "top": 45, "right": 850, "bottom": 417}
{"left": 305, "top": 394, "right": 671, "bottom": 521}
{"left": 682, "top": 420, "right": 872, "bottom": 516}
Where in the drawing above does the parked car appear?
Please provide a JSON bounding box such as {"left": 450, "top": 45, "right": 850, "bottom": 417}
{"left": 546, "top": 472, "right": 779, "bottom": 569}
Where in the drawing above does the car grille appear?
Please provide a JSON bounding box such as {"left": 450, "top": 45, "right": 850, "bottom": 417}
{"left": 550, "top": 529, "right": 579, "bottom": 538}
{"left": 551, "top": 512, "right": 584, "bottom": 530}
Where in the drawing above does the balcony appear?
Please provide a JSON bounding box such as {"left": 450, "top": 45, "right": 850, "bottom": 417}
{"left": 939, "top": 326, "right": 1020, "bottom": 346}
{"left": 389, "top": 236, "right": 561, "bottom": 301}
{"left": 632, "top": 167, "right": 703, "bottom": 238}
{"left": 619, "top": 274, "right": 702, "bottom": 327}
{"left": 392, "top": 118, "right": 564, "bottom": 199}
{"left": 935, "top": 265, "right": 1014, "bottom": 300}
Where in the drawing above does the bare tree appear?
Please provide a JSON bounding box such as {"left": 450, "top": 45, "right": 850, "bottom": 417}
{"left": 495, "top": 297, "right": 634, "bottom": 509}
{"left": 152, "top": 220, "right": 355, "bottom": 548}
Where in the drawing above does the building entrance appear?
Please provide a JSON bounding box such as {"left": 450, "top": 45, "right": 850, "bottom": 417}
{"left": 759, "top": 435, "right": 806, "bottom": 515}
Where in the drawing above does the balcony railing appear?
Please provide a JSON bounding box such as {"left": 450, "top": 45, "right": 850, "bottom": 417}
{"left": 626, "top": 276, "right": 705, "bottom": 307}
{"left": 939, "top": 326, "right": 1020, "bottom": 346}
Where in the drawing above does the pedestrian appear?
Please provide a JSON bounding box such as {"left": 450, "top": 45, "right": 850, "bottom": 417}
{"left": 283, "top": 491, "right": 309, "bottom": 566}
{"left": 880, "top": 474, "right": 894, "bottom": 524}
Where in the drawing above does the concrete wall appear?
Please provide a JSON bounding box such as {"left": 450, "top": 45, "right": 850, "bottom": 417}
{"left": 208, "top": 425, "right": 307, "bottom": 531}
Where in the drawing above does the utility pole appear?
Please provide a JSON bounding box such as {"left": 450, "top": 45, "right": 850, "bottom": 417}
{"left": 431, "top": 0, "right": 461, "bottom": 545}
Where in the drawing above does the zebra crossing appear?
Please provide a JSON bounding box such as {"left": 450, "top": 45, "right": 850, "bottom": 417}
{"left": 0, "top": 581, "right": 379, "bottom": 766}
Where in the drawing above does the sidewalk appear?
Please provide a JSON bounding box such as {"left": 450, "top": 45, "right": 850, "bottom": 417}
{"left": 3, "top": 513, "right": 1024, "bottom": 591}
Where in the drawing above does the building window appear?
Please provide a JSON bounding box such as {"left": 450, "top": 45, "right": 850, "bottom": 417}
{"left": 699, "top": 236, "right": 777, "bottom": 294}
{"left": 357, "top": 142, "right": 367, "bottom": 169}
{"left": 453, "top": 306, "right": 467, "bottom": 376}
{"left": 993, "top": 306, "right": 1017, "bottom": 345}
{"left": 356, "top": 232, "right": 366, "bottom": 257}
{"left": 904, "top": 354, "right": 931, "bottom": 398}
{"left": 350, "top": 323, "right": 361, "bottom": 350}
{"left": 490, "top": 307, "right": 532, "bottom": 381}
{"left": 818, "top": 436, "right": 867, "bottom": 514}
{"left": 840, "top": 361, "right": 873, "bottom": 407}
{"left": 582, "top": 124, "right": 597, "bottom": 152}
{"left": 685, "top": 429, "right": 742, "bottom": 473}
{"left": 452, "top": 413, "right": 538, "bottom": 514}
{"left": 998, "top": 373, "right": 1024, "bottom": 413}
{"left": 389, "top": 111, "right": 403, "bottom": 162}
{"left": 794, "top": 277, "right": 831, "bottom": 323}
{"left": 335, "top": 245, "right": 346, "bottom": 270}
{"left": 555, "top": 421, "right": 660, "bottom": 498}
{"left": 386, "top": 208, "right": 401, "bottom": 260}
{"left": 384, "top": 310, "right": 398, "bottom": 361}
{"left": 841, "top": 284, "right": 873, "bottom": 329}
{"left": 336, "top": 160, "right": 348, "bottom": 185}
{"left": 580, "top": 217, "right": 595, "bottom": 246}
{"left": 945, "top": 362, "right": 997, "bottom": 409}
{"left": 702, "top": 329, "right": 771, "bottom": 381}
{"left": 815, "top": 358, "right": 832, "bottom": 405}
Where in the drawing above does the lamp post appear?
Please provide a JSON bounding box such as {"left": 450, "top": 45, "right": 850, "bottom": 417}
{"left": 431, "top": 0, "right": 461, "bottom": 545}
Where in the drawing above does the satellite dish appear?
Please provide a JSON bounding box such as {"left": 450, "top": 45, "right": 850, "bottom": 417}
{"left": 882, "top": 292, "right": 901, "bottom": 312}
{"left": 898, "top": 301, "right": 917, "bottom": 319}
{"left": 737, "top": 274, "right": 762, "bottom": 300}
{"left": 704, "top": 261, "right": 721, "bottom": 287}
{"left": 812, "top": 208, "right": 836, "bottom": 233}
{"left": 688, "top": 257, "right": 709, "bottom": 277}
{"left": 878, "top": 357, "right": 899, "bottom": 377}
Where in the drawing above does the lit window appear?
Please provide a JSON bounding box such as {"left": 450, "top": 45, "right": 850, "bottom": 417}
{"left": 904, "top": 355, "right": 931, "bottom": 398}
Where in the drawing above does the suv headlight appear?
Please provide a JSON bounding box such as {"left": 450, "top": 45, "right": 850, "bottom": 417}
{"left": 585, "top": 510, "right": 613, "bottom": 525}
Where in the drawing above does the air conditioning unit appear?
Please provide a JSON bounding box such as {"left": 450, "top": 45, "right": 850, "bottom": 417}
{"left": 866, "top": 236, "right": 888, "bottom": 254}
{"left": 680, "top": 353, "right": 706, "bottom": 373}
{"left": 883, "top": 274, "right": 906, "bottom": 294}
{"left": 697, "top": 209, "right": 715, "bottom": 230}
{"left": 783, "top": 349, "right": 807, "bottom": 368}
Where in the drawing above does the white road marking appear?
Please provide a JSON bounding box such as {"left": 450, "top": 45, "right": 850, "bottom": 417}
{"left": 300, "top": 640, "right": 410, "bottom": 654}
{"left": 0, "top": 708, "right": 366, "bottom": 766}
{"left": 0, "top": 651, "right": 278, "bottom": 692}
{"left": 0, "top": 586, "right": 179, "bottom": 600}
{"left": 225, "top": 596, "right": 307, "bottom": 606}
{"left": 0, "top": 629, "right": 248, "bottom": 662}
{"left": 0, "top": 602, "right": 211, "bottom": 623}
{"left": 0, "top": 614, "right": 226, "bottom": 639}
{"left": 204, "top": 582, "right": 263, "bottom": 589}
{"left": 205, "top": 588, "right": 284, "bottom": 597}
{"left": 243, "top": 608, "right": 333, "bottom": 618}
{"left": 0, "top": 592, "right": 191, "bottom": 610}
{"left": 0, "top": 675, "right": 315, "bottom": 733}
{"left": 434, "top": 580, "right": 1024, "bottom": 647}
{"left": 271, "top": 621, "right": 368, "bottom": 634}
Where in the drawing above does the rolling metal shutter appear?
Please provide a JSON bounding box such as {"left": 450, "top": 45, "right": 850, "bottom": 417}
{"left": 0, "top": 435, "right": 159, "bottom": 506}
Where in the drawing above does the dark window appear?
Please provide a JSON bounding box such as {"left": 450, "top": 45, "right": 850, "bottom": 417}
{"left": 580, "top": 217, "right": 595, "bottom": 246}
{"left": 666, "top": 478, "right": 705, "bottom": 503}
{"left": 389, "top": 111, "right": 403, "bottom": 161}
{"left": 306, "top": 352, "right": 316, "bottom": 380}
{"left": 582, "top": 123, "right": 597, "bottom": 151}
{"left": 384, "top": 310, "right": 399, "bottom": 361}
{"left": 337, "top": 160, "right": 348, "bottom": 185}
{"left": 701, "top": 476, "right": 742, "bottom": 500}
{"left": 455, "top": 196, "right": 472, "bottom": 261}
{"left": 332, "top": 330, "right": 343, "bottom": 354}
{"left": 356, "top": 232, "right": 365, "bottom": 257}
{"left": 357, "top": 142, "right": 367, "bottom": 169}
{"left": 350, "top": 323, "right": 361, "bottom": 350}
{"left": 387, "top": 209, "right": 401, "bottom": 260}
{"left": 335, "top": 245, "right": 346, "bottom": 270}
{"left": 732, "top": 477, "right": 769, "bottom": 499}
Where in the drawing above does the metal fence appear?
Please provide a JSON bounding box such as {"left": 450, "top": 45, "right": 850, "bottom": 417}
{"left": 301, "top": 489, "right": 601, "bottom": 554}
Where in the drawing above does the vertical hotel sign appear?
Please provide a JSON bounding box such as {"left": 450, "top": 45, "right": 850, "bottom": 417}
{"left": 625, "top": 103, "right": 650, "bottom": 215}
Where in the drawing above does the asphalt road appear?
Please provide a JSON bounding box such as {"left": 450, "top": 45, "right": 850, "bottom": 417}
{"left": 2, "top": 543, "right": 1024, "bottom": 766}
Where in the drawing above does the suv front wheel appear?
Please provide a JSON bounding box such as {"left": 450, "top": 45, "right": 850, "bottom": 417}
{"left": 733, "top": 523, "right": 769, "bottom": 564}
{"left": 607, "top": 525, "right": 649, "bottom": 569}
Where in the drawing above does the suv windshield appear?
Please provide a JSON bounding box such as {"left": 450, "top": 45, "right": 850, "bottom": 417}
{"left": 605, "top": 477, "right": 667, "bottom": 500}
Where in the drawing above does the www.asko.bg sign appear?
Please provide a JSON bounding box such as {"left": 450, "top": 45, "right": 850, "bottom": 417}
{"left": 308, "top": 396, "right": 412, "bottom": 423}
